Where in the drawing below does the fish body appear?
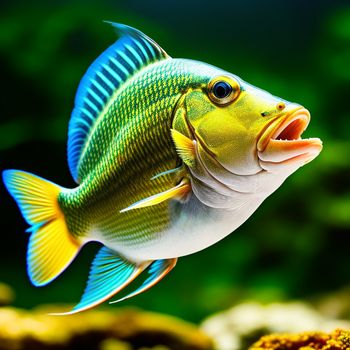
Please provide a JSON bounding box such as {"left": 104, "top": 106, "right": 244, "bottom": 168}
{"left": 59, "top": 58, "right": 262, "bottom": 262}
{"left": 3, "top": 23, "right": 322, "bottom": 314}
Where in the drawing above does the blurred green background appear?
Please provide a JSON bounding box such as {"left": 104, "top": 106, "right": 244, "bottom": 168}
{"left": 0, "top": 0, "right": 349, "bottom": 324}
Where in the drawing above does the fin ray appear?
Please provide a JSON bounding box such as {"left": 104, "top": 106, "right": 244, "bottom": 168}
{"left": 150, "top": 165, "right": 184, "bottom": 180}
{"left": 110, "top": 258, "right": 177, "bottom": 304}
{"left": 171, "top": 129, "right": 196, "bottom": 167}
{"left": 2, "top": 170, "right": 81, "bottom": 286}
{"left": 51, "top": 247, "right": 150, "bottom": 315}
{"left": 68, "top": 22, "right": 170, "bottom": 183}
{"left": 120, "top": 179, "right": 191, "bottom": 213}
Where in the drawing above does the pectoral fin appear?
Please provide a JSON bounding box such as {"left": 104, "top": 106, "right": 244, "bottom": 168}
{"left": 110, "top": 258, "right": 177, "bottom": 304}
{"left": 171, "top": 129, "right": 196, "bottom": 167}
{"left": 120, "top": 179, "right": 191, "bottom": 213}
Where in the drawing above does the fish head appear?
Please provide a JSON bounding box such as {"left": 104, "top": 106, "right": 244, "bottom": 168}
{"left": 173, "top": 72, "right": 322, "bottom": 196}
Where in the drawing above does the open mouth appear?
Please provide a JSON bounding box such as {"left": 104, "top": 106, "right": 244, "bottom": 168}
{"left": 257, "top": 108, "right": 323, "bottom": 171}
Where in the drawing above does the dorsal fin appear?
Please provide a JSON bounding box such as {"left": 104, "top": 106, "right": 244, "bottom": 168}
{"left": 67, "top": 22, "right": 170, "bottom": 183}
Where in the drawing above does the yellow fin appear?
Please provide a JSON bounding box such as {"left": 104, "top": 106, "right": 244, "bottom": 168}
{"left": 3, "top": 170, "right": 80, "bottom": 286}
{"left": 120, "top": 179, "right": 191, "bottom": 213}
{"left": 27, "top": 218, "right": 80, "bottom": 286}
{"left": 171, "top": 129, "right": 196, "bottom": 167}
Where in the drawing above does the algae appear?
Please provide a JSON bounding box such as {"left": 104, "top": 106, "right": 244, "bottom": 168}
{"left": 250, "top": 329, "right": 350, "bottom": 350}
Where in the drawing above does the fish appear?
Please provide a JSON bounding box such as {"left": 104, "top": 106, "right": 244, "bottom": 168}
{"left": 2, "top": 22, "right": 323, "bottom": 315}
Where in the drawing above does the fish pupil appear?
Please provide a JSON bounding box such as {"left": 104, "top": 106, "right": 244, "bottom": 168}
{"left": 213, "top": 81, "right": 232, "bottom": 99}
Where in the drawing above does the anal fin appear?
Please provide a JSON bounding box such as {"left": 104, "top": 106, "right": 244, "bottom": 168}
{"left": 110, "top": 258, "right": 177, "bottom": 304}
{"left": 50, "top": 247, "right": 150, "bottom": 315}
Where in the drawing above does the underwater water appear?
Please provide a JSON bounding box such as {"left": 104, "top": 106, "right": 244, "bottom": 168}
{"left": 0, "top": 0, "right": 350, "bottom": 349}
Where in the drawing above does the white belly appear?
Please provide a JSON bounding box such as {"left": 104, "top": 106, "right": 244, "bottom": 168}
{"left": 107, "top": 194, "right": 264, "bottom": 263}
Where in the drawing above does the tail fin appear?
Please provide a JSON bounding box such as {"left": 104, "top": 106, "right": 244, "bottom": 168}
{"left": 3, "top": 170, "right": 81, "bottom": 286}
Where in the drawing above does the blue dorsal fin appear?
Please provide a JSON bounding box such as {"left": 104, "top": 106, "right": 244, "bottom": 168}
{"left": 50, "top": 246, "right": 150, "bottom": 315}
{"left": 68, "top": 22, "right": 170, "bottom": 183}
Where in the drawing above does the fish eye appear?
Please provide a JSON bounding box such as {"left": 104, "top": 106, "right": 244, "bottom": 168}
{"left": 208, "top": 76, "right": 241, "bottom": 106}
{"left": 213, "top": 81, "right": 232, "bottom": 99}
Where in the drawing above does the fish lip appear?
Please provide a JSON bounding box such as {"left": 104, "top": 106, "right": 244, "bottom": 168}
{"left": 257, "top": 107, "right": 311, "bottom": 152}
{"left": 257, "top": 107, "right": 323, "bottom": 167}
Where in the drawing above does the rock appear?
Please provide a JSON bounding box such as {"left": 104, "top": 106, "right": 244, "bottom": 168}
{"left": 201, "top": 302, "right": 350, "bottom": 350}
{"left": 0, "top": 306, "right": 213, "bottom": 350}
{"left": 100, "top": 338, "right": 133, "bottom": 350}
